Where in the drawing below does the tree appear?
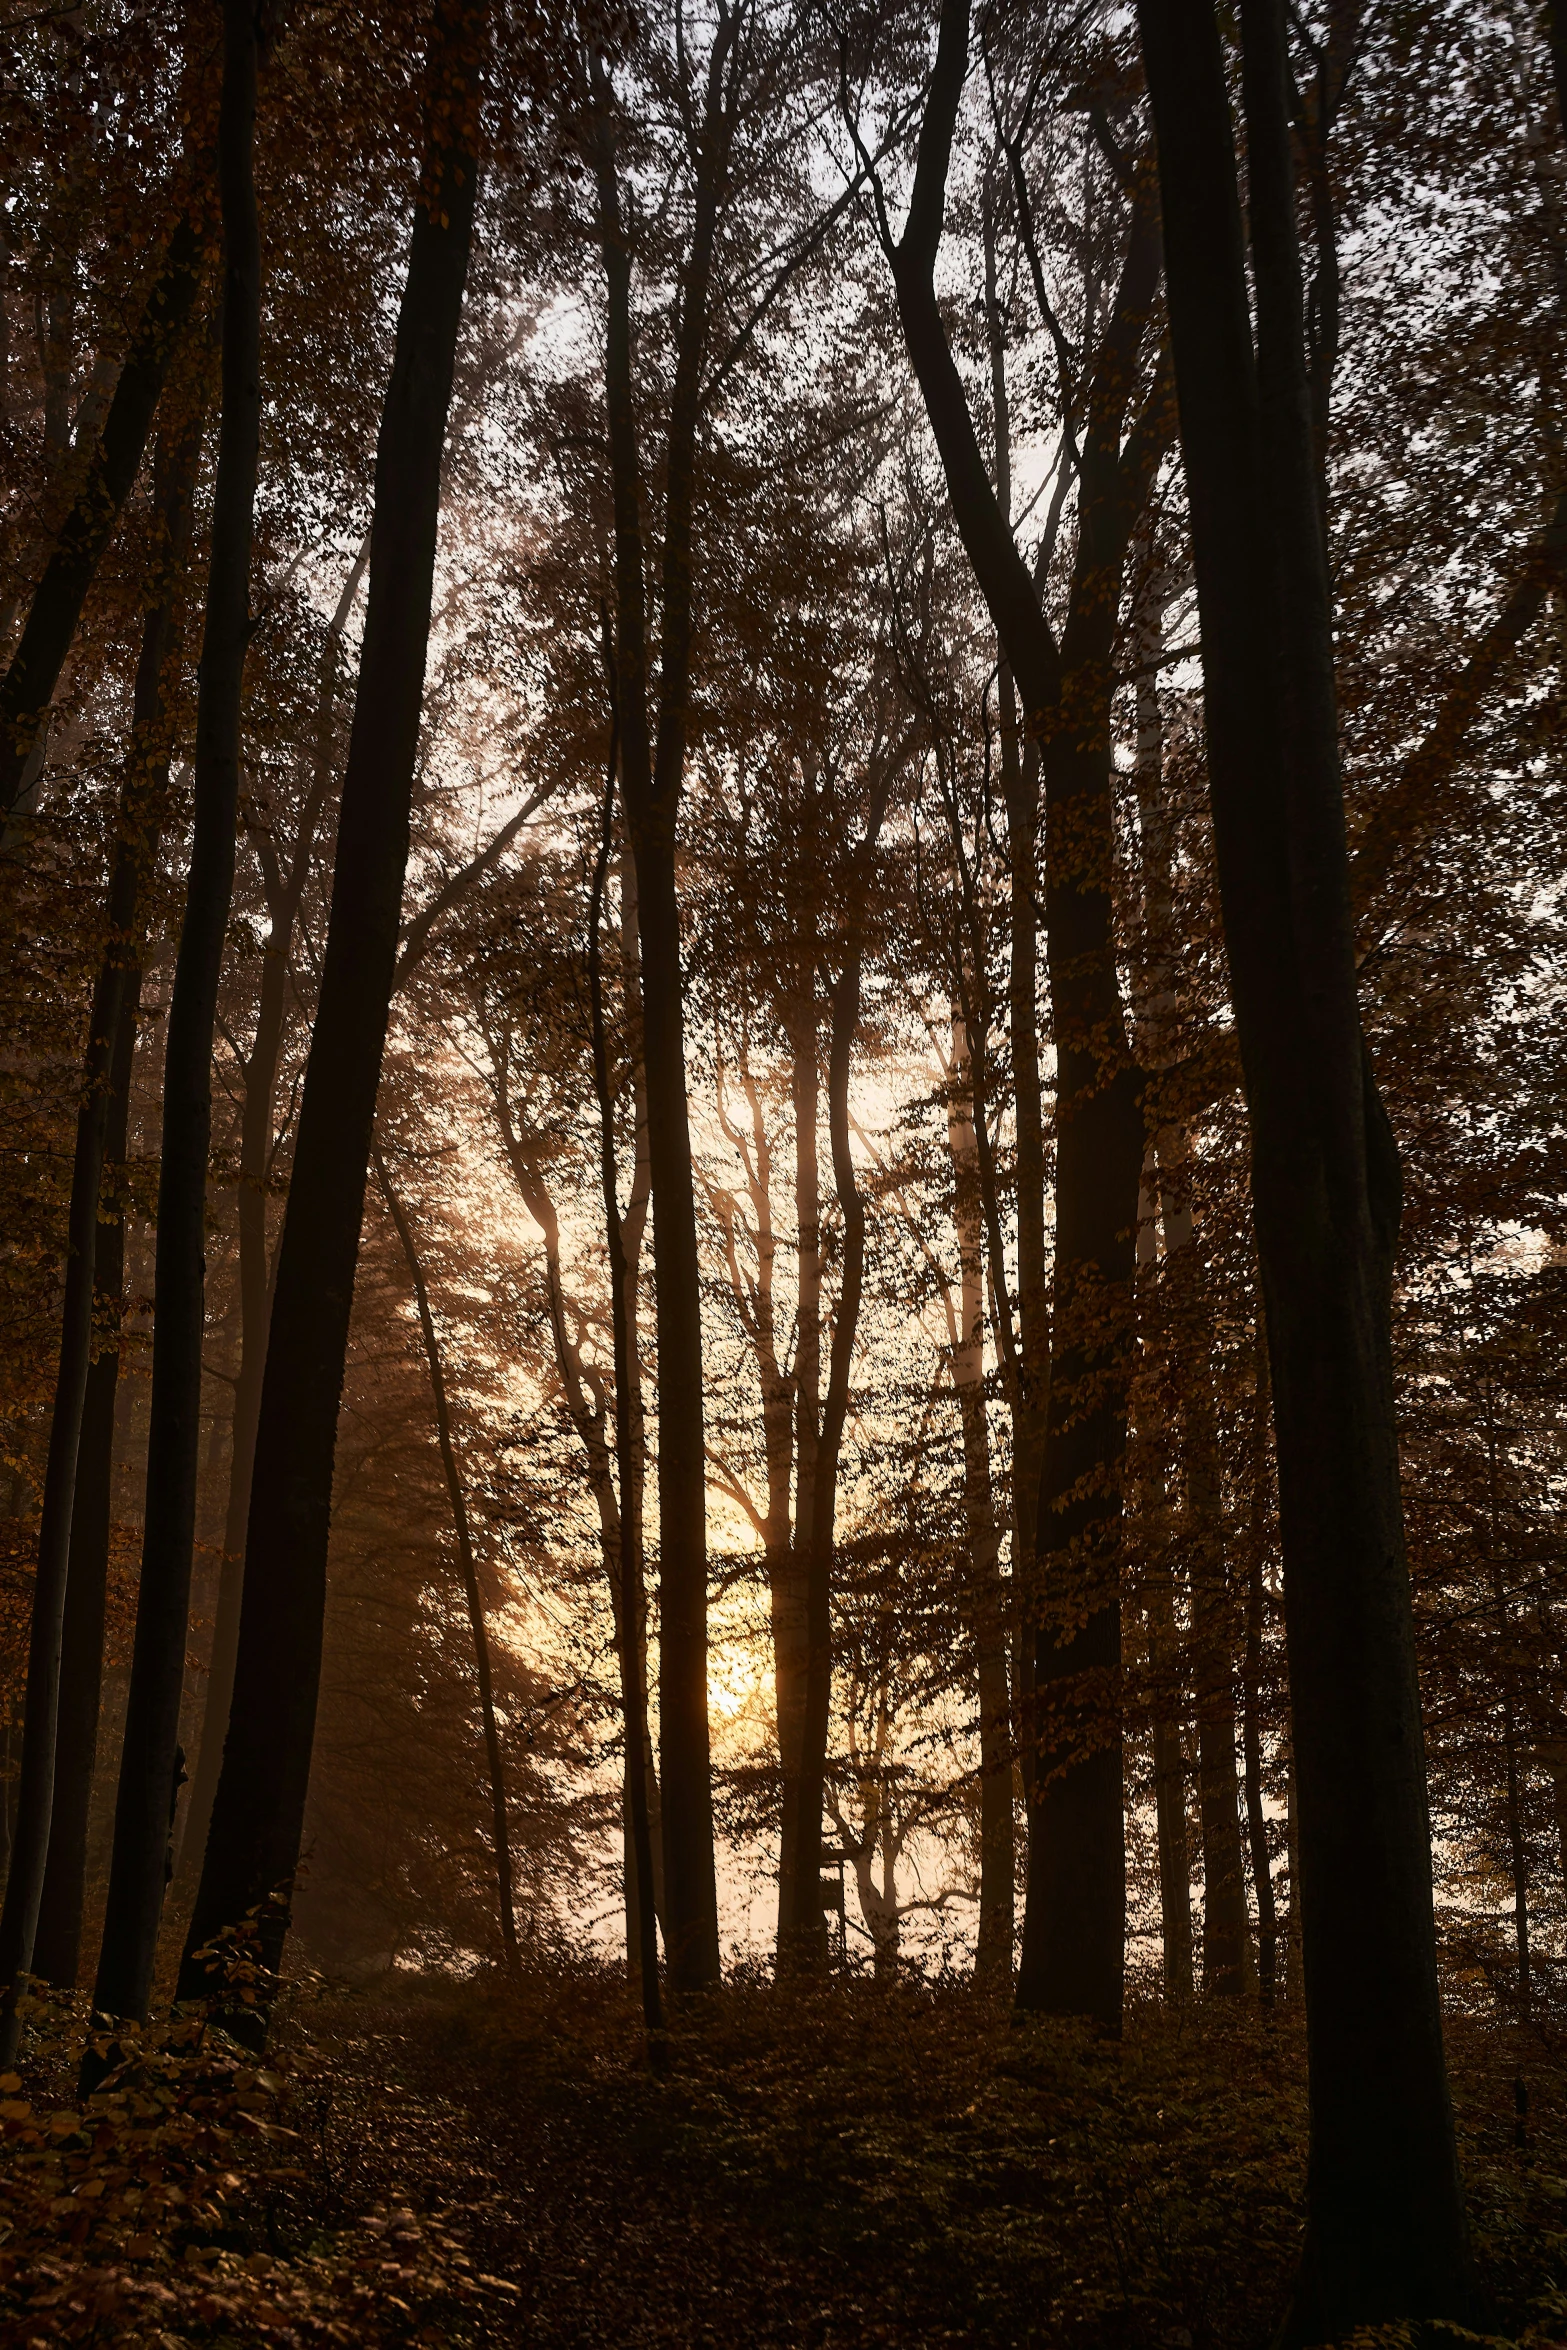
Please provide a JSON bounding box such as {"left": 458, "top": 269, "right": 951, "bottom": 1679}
{"left": 178, "top": 0, "right": 491, "bottom": 2015}
{"left": 1135, "top": 0, "right": 1479, "bottom": 2328}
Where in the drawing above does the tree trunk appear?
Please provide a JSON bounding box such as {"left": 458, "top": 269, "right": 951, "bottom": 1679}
{"left": 982, "top": 187, "right": 1047, "bottom": 1819}
{"left": 1164, "top": 1187, "right": 1250, "bottom": 1997}
{"left": 32, "top": 414, "right": 203, "bottom": 1989}
{"left": 1242, "top": 1336, "right": 1279, "bottom": 2006}
{"left": 1137, "top": 0, "right": 1479, "bottom": 2327}
{"left": 891, "top": 0, "right": 1166, "bottom": 2033}
{"left": 591, "top": 47, "right": 729, "bottom": 1991}
{"left": 587, "top": 760, "right": 663, "bottom": 2048}
{"left": 783, "top": 953, "right": 870, "bottom": 1966}
{"left": 775, "top": 1000, "right": 819, "bottom": 1955}
{"left": 175, "top": 535, "right": 368, "bottom": 1895}
{"left": 86, "top": 0, "right": 260, "bottom": 2049}
{"left": 177, "top": 1, "right": 486, "bottom": 2017}
{"left": 947, "top": 1014, "right": 1014, "bottom": 1979}
{"left": 0, "top": 209, "right": 206, "bottom": 820}
{"left": 375, "top": 1157, "right": 519, "bottom": 1973}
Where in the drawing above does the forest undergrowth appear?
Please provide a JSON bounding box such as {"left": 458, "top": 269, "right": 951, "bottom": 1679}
{"left": 0, "top": 1968, "right": 1563, "bottom": 2350}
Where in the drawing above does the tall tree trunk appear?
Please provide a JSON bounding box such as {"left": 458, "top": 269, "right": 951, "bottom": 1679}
{"left": 0, "top": 208, "right": 206, "bottom": 820}
{"left": 982, "top": 184, "right": 1047, "bottom": 1819}
{"left": 33, "top": 414, "right": 203, "bottom": 1988}
{"left": 587, "top": 757, "right": 663, "bottom": 2048}
{"left": 947, "top": 1014, "right": 1014, "bottom": 1978}
{"left": 177, "top": 0, "right": 487, "bottom": 2017}
{"left": 1136, "top": 1176, "right": 1195, "bottom": 2002}
{"left": 87, "top": 0, "right": 260, "bottom": 2047}
{"left": 1163, "top": 1182, "right": 1250, "bottom": 1996}
{"left": 783, "top": 956, "right": 869, "bottom": 1965}
{"left": 1137, "top": 0, "right": 1478, "bottom": 2328}
{"left": 890, "top": 0, "right": 1166, "bottom": 2032}
{"left": 375, "top": 1157, "right": 519, "bottom": 1973}
{"left": 776, "top": 997, "right": 819, "bottom": 1954}
{"left": 175, "top": 535, "right": 368, "bottom": 1895}
{"left": 590, "top": 32, "right": 737, "bottom": 1989}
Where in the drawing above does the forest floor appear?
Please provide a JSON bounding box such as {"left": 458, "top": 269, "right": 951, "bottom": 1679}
{"left": 1, "top": 1964, "right": 1564, "bottom": 2349}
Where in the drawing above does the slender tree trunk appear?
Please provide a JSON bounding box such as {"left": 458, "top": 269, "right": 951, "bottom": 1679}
{"left": 0, "top": 209, "right": 206, "bottom": 820}
{"left": 32, "top": 415, "right": 202, "bottom": 1988}
{"left": 175, "top": 536, "right": 368, "bottom": 1894}
{"left": 1137, "top": 1179, "right": 1195, "bottom": 2004}
{"left": 783, "top": 953, "right": 870, "bottom": 1965}
{"left": 1502, "top": 1700, "right": 1531, "bottom": 2022}
{"left": 1165, "top": 1194, "right": 1250, "bottom": 1997}
{"left": 587, "top": 754, "right": 663, "bottom": 2049}
{"left": 776, "top": 999, "right": 819, "bottom": 1954}
{"left": 86, "top": 0, "right": 260, "bottom": 2050}
{"left": 376, "top": 1157, "right": 519, "bottom": 1973}
{"left": 1138, "top": 0, "right": 1478, "bottom": 2326}
{"left": 983, "top": 187, "right": 1046, "bottom": 1820}
{"left": 947, "top": 1015, "right": 1014, "bottom": 1978}
{"left": 177, "top": 0, "right": 487, "bottom": 2016}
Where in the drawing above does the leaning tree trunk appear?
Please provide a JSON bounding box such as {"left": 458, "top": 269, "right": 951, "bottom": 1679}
{"left": 177, "top": 0, "right": 487, "bottom": 2018}
{"left": 84, "top": 0, "right": 261, "bottom": 2056}
{"left": 32, "top": 411, "right": 204, "bottom": 1989}
{"left": 175, "top": 535, "right": 368, "bottom": 1895}
{"left": 376, "top": 1157, "right": 519, "bottom": 1974}
{"left": 1137, "top": 0, "right": 1479, "bottom": 2331}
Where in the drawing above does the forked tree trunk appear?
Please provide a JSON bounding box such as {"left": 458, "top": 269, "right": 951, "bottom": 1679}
{"left": 891, "top": 0, "right": 1168, "bottom": 2032}
{"left": 1138, "top": 0, "right": 1479, "bottom": 2328}
{"left": 375, "top": 1157, "right": 519, "bottom": 1974}
{"left": 86, "top": 0, "right": 261, "bottom": 2051}
{"left": 177, "top": 0, "right": 487, "bottom": 2016}
{"left": 33, "top": 413, "right": 203, "bottom": 1989}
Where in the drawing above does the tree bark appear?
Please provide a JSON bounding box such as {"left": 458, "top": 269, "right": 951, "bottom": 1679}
{"left": 86, "top": 0, "right": 260, "bottom": 2050}
{"left": 1137, "top": 0, "right": 1479, "bottom": 2327}
{"left": 32, "top": 415, "right": 203, "bottom": 1989}
{"left": 375, "top": 1156, "right": 519, "bottom": 1973}
{"left": 0, "top": 209, "right": 206, "bottom": 820}
{"left": 177, "top": 0, "right": 487, "bottom": 2016}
